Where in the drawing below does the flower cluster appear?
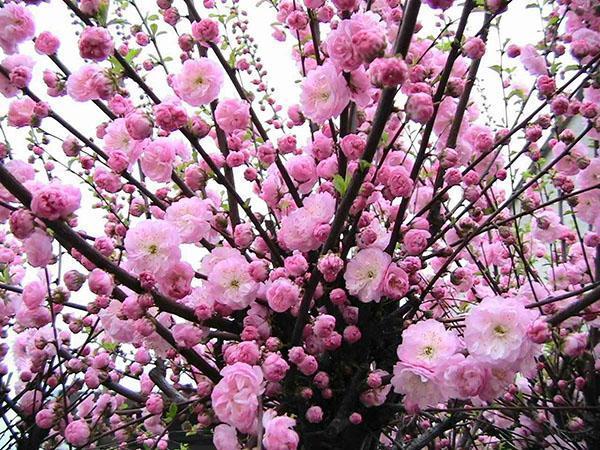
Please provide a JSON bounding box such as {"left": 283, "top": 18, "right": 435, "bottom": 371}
{"left": 0, "top": 0, "right": 599, "bottom": 449}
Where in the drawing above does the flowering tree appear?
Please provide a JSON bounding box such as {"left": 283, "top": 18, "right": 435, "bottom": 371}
{"left": 0, "top": 0, "right": 599, "bottom": 448}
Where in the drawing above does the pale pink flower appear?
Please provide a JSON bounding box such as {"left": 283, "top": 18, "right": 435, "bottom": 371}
{"left": 279, "top": 192, "right": 336, "bottom": 252}
{"left": 157, "top": 261, "right": 194, "bottom": 299}
{"left": 396, "top": 319, "right": 460, "bottom": 370}
{"left": 344, "top": 247, "right": 391, "bottom": 302}
{"left": 165, "top": 197, "right": 212, "bottom": 243}
{"left": 464, "top": 296, "right": 539, "bottom": 372}
{"left": 440, "top": 354, "right": 489, "bottom": 399}
{"left": 211, "top": 362, "right": 264, "bottom": 433}
{"left": 0, "top": 160, "right": 34, "bottom": 203}
{"left": 124, "top": 220, "right": 181, "bottom": 275}
{"left": 262, "top": 353, "right": 290, "bottom": 382}
{"left": 0, "top": 4, "right": 35, "bottom": 55}
{"left": 64, "top": 419, "right": 90, "bottom": 446}
{"left": 325, "top": 12, "right": 385, "bottom": 72}
{"left": 141, "top": 137, "right": 190, "bottom": 182}
{"left": 215, "top": 99, "right": 250, "bottom": 134}
{"left": 519, "top": 45, "right": 547, "bottom": 76}
{"left": 206, "top": 253, "right": 257, "bottom": 310}
{"left": 0, "top": 54, "right": 35, "bottom": 98}
{"left": 67, "top": 64, "right": 112, "bottom": 102}
{"left": 213, "top": 424, "right": 241, "bottom": 450}
{"left": 78, "top": 26, "right": 114, "bottom": 61}
{"left": 391, "top": 362, "right": 447, "bottom": 411}
{"left": 103, "top": 118, "right": 143, "bottom": 166}
{"left": 381, "top": 264, "right": 409, "bottom": 299}
{"left": 300, "top": 62, "right": 350, "bottom": 123}
{"left": 266, "top": 278, "right": 300, "bottom": 313}
{"left": 7, "top": 98, "right": 36, "bottom": 128}
{"left": 262, "top": 410, "right": 299, "bottom": 450}
{"left": 172, "top": 58, "right": 224, "bottom": 106}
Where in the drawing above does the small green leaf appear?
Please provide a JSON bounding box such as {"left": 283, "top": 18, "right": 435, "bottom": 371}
{"left": 166, "top": 403, "right": 178, "bottom": 423}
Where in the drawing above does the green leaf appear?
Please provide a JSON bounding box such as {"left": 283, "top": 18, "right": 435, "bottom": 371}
{"left": 125, "top": 48, "right": 141, "bottom": 63}
{"left": 166, "top": 403, "right": 178, "bottom": 423}
{"left": 96, "top": 1, "right": 109, "bottom": 27}
{"left": 359, "top": 159, "right": 372, "bottom": 171}
{"left": 489, "top": 64, "right": 503, "bottom": 75}
{"left": 333, "top": 174, "right": 347, "bottom": 196}
{"left": 150, "top": 23, "right": 158, "bottom": 36}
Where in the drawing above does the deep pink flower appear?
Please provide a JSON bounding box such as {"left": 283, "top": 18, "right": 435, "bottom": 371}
{"left": 79, "top": 26, "right": 114, "bottom": 61}
{"left": 30, "top": 181, "right": 81, "bottom": 220}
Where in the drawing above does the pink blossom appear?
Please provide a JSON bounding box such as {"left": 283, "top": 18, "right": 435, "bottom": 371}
{"left": 35, "top": 31, "right": 60, "bottom": 55}
{"left": 213, "top": 424, "right": 241, "bottom": 450}
{"left": 266, "top": 278, "right": 300, "bottom": 313}
{"left": 125, "top": 112, "right": 153, "bottom": 140}
{"left": 463, "top": 37, "right": 486, "bottom": 59}
{"left": 340, "top": 134, "right": 365, "bottom": 160}
{"left": 317, "top": 254, "right": 344, "bottom": 282}
{"left": 8, "top": 98, "right": 37, "bottom": 128}
{"left": 88, "top": 269, "right": 114, "bottom": 296}
{"left": 279, "top": 192, "right": 336, "bottom": 252}
{"left": 262, "top": 353, "right": 290, "bottom": 382}
{"left": 141, "top": 137, "right": 189, "bottom": 182}
{"left": 406, "top": 93, "right": 434, "bottom": 124}
{"left": 171, "top": 323, "right": 205, "bottom": 347}
{"left": 64, "top": 419, "right": 90, "bottom": 447}
{"left": 300, "top": 62, "right": 350, "bottom": 123}
{"left": 124, "top": 220, "right": 181, "bottom": 275}
{"left": 397, "top": 319, "right": 460, "bottom": 370}
{"left": 215, "top": 99, "right": 251, "bottom": 134}
{"left": 391, "top": 363, "right": 446, "bottom": 411}
{"left": 262, "top": 411, "right": 299, "bottom": 450}
{"left": 519, "top": 45, "right": 547, "bottom": 76}
{"left": 369, "top": 57, "right": 409, "bottom": 87}
{"left": 22, "top": 280, "right": 45, "bottom": 309}
{"left": 211, "top": 362, "right": 264, "bottom": 433}
{"left": 80, "top": 0, "right": 107, "bottom": 16}
{"left": 381, "top": 264, "right": 408, "bottom": 299}
{"left": 153, "top": 97, "right": 188, "bottom": 131}
{"left": 386, "top": 166, "right": 414, "bottom": 198}
{"left": 0, "top": 4, "right": 35, "bottom": 55}
{"left": 79, "top": 26, "right": 114, "bottom": 61}
{"left": 403, "top": 229, "right": 430, "bottom": 256}
{"left": 224, "top": 341, "right": 260, "bottom": 365}
{"left": 30, "top": 181, "right": 81, "bottom": 220}
{"left": 191, "top": 19, "right": 220, "bottom": 45}
{"left": 0, "top": 54, "right": 35, "bottom": 98}
{"left": 440, "top": 355, "right": 489, "bottom": 399}
{"left": 326, "top": 12, "right": 385, "bottom": 72}
{"left": 464, "top": 296, "right": 539, "bottom": 372}
{"left": 206, "top": 252, "right": 257, "bottom": 310}
{"left": 344, "top": 247, "right": 391, "bottom": 302}
{"left": 67, "top": 64, "right": 112, "bottom": 102}
{"left": 172, "top": 58, "right": 224, "bottom": 106}
{"left": 157, "top": 260, "right": 194, "bottom": 299}
{"left": 165, "top": 197, "right": 212, "bottom": 244}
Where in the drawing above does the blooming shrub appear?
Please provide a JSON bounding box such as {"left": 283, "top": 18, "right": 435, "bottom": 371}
{"left": 0, "top": 0, "right": 599, "bottom": 449}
